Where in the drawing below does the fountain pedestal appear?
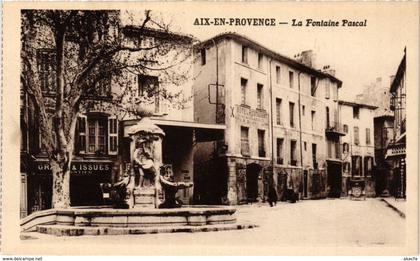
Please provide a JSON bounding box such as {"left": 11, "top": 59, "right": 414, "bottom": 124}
{"left": 133, "top": 187, "right": 155, "bottom": 208}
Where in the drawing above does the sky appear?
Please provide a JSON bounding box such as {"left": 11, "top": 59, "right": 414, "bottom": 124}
{"left": 122, "top": 3, "right": 418, "bottom": 102}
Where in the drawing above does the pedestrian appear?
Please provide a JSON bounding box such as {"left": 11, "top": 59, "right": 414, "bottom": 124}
{"left": 267, "top": 185, "right": 278, "bottom": 207}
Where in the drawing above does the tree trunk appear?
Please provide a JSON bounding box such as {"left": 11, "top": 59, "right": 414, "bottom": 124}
{"left": 51, "top": 158, "right": 71, "bottom": 208}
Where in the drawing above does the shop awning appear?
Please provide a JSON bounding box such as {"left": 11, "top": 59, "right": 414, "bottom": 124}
{"left": 123, "top": 118, "right": 226, "bottom": 142}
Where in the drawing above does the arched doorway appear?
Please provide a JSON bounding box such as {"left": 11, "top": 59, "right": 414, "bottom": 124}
{"left": 246, "top": 163, "right": 262, "bottom": 202}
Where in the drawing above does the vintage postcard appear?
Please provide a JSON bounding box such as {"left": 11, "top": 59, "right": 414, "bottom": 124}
{"left": 1, "top": 1, "right": 419, "bottom": 256}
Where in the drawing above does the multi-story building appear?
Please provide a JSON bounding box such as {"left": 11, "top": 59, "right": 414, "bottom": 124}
{"left": 386, "top": 49, "right": 407, "bottom": 199}
{"left": 338, "top": 100, "right": 377, "bottom": 197}
{"left": 20, "top": 14, "right": 224, "bottom": 216}
{"left": 374, "top": 114, "right": 394, "bottom": 196}
{"left": 192, "top": 33, "right": 343, "bottom": 205}
{"left": 355, "top": 77, "right": 395, "bottom": 196}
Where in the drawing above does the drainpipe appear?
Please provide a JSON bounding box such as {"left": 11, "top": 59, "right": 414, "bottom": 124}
{"left": 298, "top": 72, "right": 303, "bottom": 169}
{"left": 297, "top": 72, "right": 304, "bottom": 199}
{"left": 269, "top": 59, "right": 274, "bottom": 172}
{"left": 211, "top": 38, "right": 219, "bottom": 124}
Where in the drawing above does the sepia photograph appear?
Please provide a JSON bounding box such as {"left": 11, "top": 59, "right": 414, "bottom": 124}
{"left": 1, "top": 1, "right": 419, "bottom": 256}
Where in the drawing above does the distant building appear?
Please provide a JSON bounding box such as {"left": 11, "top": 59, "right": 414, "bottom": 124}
{"left": 385, "top": 49, "right": 406, "bottom": 199}
{"left": 339, "top": 100, "right": 377, "bottom": 197}
{"left": 374, "top": 115, "right": 394, "bottom": 196}
{"left": 192, "top": 33, "right": 343, "bottom": 205}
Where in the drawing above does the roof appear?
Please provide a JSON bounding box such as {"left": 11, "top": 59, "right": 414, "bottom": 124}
{"left": 121, "top": 26, "right": 195, "bottom": 44}
{"left": 196, "top": 32, "right": 342, "bottom": 87}
{"left": 390, "top": 49, "right": 406, "bottom": 93}
{"left": 338, "top": 100, "right": 378, "bottom": 110}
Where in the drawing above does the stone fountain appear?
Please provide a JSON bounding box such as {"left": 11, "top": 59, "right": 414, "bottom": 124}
{"left": 21, "top": 118, "right": 256, "bottom": 236}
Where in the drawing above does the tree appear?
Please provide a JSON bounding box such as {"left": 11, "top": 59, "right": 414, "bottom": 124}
{"left": 21, "top": 10, "right": 194, "bottom": 208}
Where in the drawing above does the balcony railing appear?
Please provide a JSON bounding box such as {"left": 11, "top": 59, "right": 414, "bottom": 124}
{"left": 290, "top": 159, "right": 297, "bottom": 166}
{"left": 325, "top": 121, "right": 346, "bottom": 136}
{"left": 276, "top": 157, "right": 284, "bottom": 165}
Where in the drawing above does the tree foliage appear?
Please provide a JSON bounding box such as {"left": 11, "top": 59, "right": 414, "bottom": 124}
{"left": 21, "top": 10, "right": 195, "bottom": 208}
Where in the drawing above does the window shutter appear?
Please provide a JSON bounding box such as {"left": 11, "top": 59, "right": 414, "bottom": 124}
{"left": 108, "top": 116, "right": 118, "bottom": 155}
{"left": 77, "top": 115, "right": 87, "bottom": 154}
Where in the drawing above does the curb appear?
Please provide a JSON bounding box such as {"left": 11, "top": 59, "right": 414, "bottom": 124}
{"left": 380, "top": 198, "right": 405, "bottom": 219}
{"left": 36, "top": 223, "right": 258, "bottom": 237}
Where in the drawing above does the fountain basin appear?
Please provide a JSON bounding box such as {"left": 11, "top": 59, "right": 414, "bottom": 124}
{"left": 21, "top": 206, "right": 256, "bottom": 236}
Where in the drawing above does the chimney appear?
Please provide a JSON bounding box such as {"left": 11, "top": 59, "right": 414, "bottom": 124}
{"left": 322, "top": 65, "right": 336, "bottom": 76}
{"left": 295, "top": 50, "right": 316, "bottom": 68}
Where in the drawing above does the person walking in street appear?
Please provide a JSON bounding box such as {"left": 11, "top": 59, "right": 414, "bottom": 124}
{"left": 267, "top": 185, "right": 278, "bottom": 207}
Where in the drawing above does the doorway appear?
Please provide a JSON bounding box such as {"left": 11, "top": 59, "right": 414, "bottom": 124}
{"left": 327, "top": 161, "right": 342, "bottom": 198}
{"left": 303, "top": 170, "right": 308, "bottom": 198}
{"left": 246, "top": 163, "right": 261, "bottom": 202}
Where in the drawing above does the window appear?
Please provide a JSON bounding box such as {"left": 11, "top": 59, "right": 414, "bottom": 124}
{"left": 96, "top": 76, "right": 111, "bottom": 97}
{"left": 366, "top": 128, "right": 371, "bottom": 145}
{"left": 240, "top": 126, "right": 250, "bottom": 156}
{"left": 289, "top": 71, "right": 294, "bottom": 88}
{"left": 138, "top": 75, "right": 159, "bottom": 112}
{"left": 326, "top": 106, "right": 330, "bottom": 128}
{"left": 289, "top": 102, "right": 295, "bottom": 128}
{"left": 257, "top": 84, "right": 263, "bottom": 109}
{"left": 311, "top": 111, "right": 315, "bottom": 130}
{"left": 258, "top": 130, "right": 265, "bottom": 157}
{"left": 352, "top": 155, "right": 362, "bottom": 176}
{"left": 343, "top": 124, "right": 349, "bottom": 133}
{"left": 241, "top": 78, "right": 247, "bottom": 105}
{"left": 343, "top": 143, "right": 349, "bottom": 154}
{"left": 37, "top": 49, "right": 56, "bottom": 94}
{"left": 364, "top": 156, "right": 373, "bottom": 176}
{"left": 276, "top": 98, "right": 282, "bottom": 125}
{"left": 343, "top": 162, "right": 350, "bottom": 173}
{"left": 353, "top": 106, "right": 360, "bottom": 119}
{"left": 335, "top": 141, "right": 340, "bottom": 159}
{"left": 276, "top": 66, "right": 281, "bottom": 84}
{"left": 354, "top": 126, "right": 359, "bottom": 145}
{"left": 201, "top": 49, "right": 206, "bottom": 65}
{"left": 258, "top": 53, "right": 263, "bottom": 69}
{"left": 87, "top": 118, "right": 107, "bottom": 155}
{"left": 276, "top": 138, "right": 284, "bottom": 164}
{"left": 76, "top": 114, "right": 118, "bottom": 156}
{"left": 311, "top": 76, "right": 317, "bottom": 96}
{"left": 304, "top": 141, "right": 307, "bottom": 151}
{"left": 312, "top": 143, "right": 317, "bottom": 168}
{"left": 302, "top": 105, "right": 305, "bottom": 116}
{"left": 327, "top": 140, "right": 332, "bottom": 158}
{"left": 242, "top": 45, "right": 248, "bottom": 63}
{"left": 290, "top": 140, "right": 297, "bottom": 166}
{"left": 325, "top": 81, "right": 330, "bottom": 99}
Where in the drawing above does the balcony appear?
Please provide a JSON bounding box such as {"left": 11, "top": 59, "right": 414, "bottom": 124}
{"left": 385, "top": 141, "right": 406, "bottom": 159}
{"left": 325, "top": 121, "right": 346, "bottom": 137}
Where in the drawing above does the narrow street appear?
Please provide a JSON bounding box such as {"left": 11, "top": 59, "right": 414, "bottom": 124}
{"left": 22, "top": 199, "right": 405, "bottom": 249}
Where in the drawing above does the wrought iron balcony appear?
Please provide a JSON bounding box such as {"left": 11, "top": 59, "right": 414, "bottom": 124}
{"left": 325, "top": 121, "right": 346, "bottom": 136}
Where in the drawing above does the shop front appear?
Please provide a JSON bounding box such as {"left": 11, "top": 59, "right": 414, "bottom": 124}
{"left": 24, "top": 159, "right": 114, "bottom": 216}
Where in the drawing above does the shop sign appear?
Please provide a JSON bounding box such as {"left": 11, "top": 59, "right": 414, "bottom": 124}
{"left": 235, "top": 105, "right": 269, "bottom": 127}
{"left": 35, "top": 161, "right": 113, "bottom": 175}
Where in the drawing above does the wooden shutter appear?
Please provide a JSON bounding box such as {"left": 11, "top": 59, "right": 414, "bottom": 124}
{"left": 77, "top": 115, "right": 87, "bottom": 154}
{"left": 108, "top": 116, "right": 118, "bottom": 155}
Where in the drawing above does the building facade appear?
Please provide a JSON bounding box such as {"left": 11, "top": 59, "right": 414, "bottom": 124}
{"left": 192, "top": 33, "right": 343, "bottom": 205}
{"left": 386, "top": 49, "right": 407, "bottom": 199}
{"left": 338, "top": 100, "right": 377, "bottom": 197}
{"left": 20, "top": 15, "right": 219, "bottom": 216}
